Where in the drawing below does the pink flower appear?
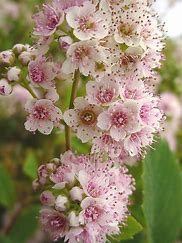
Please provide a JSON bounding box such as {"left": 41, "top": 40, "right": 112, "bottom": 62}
{"left": 62, "top": 40, "right": 109, "bottom": 76}
{"left": 86, "top": 75, "right": 119, "bottom": 105}
{"left": 40, "top": 209, "right": 69, "bottom": 241}
{"left": 97, "top": 100, "right": 141, "bottom": 141}
{"left": 28, "top": 57, "right": 56, "bottom": 88}
{"left": 0, "top": 79, "right": 12, "bottom": 96}
{"left": 64, "top": 97, "right": 102, "bottom": 143}
{"left": 36, "top": 152, "right": 135, "bottom": 242}
{"left": 33, "top": 4, "right": 64, "bottom": 36}
{"left": 24, "top": 99, "right": 62, "bottom": 135}
{"left": 91, "top": 134, "right": 122, "bottom": 158}
{"left": 66, "top": 2, "right": 110, "bottom": 40}
{"left": 124, "top": 127, "right": 154, "bottom": 156}
{"left": 139, "top": 97, "right": 162, "bottom": 130}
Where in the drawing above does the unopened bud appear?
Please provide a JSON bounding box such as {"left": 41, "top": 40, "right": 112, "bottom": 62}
{"left": 0, "top": 50, "right": 15, "bottom": 65}
{"left": 0, "top": 79, "right": 12, "bottom": 96}
{"left": 13, "top": 44, "right": 26, "bottom": 55}
{"left": 68, "top": 211, "right": 80, "bottom": 227}
{"left": 40, "top": 190, "right": 55, "bottom": 206}
{"left": 59, "top": 36, "right": 73, "bottom": 50}
{"left": 19, "top": 51, "right": 32, "bottom": 65}
{"left": 70, "top": 186, "right": 84, "bottom": 201}
{"left": 7, "top": 67, "right": 21, "bottom": 82}
{"left": 55, "top": 195, "right": 68, "bottom": 211}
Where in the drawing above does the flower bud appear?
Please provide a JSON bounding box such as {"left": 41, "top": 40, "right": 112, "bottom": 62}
{"left": 40, "top": 190, "right": 55, "bottom": 206}
{"left": 38, "top": 164, "right": 49, "bottom": 185}
{"left": 68, "top": 211, "right": 80, "bottom": 227}
{"left": 59, "top": 36, "right": 73, "bottom": 50}
{"left": 7, "top": 67, "right": 21, "bottom": 82}
{"left": 55, "top": 195, "right": 68, "bottom": 211}
{"left": 0, "top": 79, "right": 12, "bottom": 96}
{"left": 18, "top": 51, "right": 32, "bottom": 65}
{"left": 32, "top": 179, "right": 40, "bottom": 190}
{"left": 13, "top": 44, "right": 26, "bottom": 55}
{"left": 0, "top": 50, "right": 15, "bottom": 65}
{"left": 70, "top": 186, "right": 84, "bottom": 201}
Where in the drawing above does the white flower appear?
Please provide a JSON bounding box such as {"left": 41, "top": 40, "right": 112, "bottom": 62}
{"left": 62, "top": 40, "right": 109, "bottom": 77}
{"left": 66, "top": 1, "right": 110, "bottom": 40}
{"left": 64, "top": 97, "right": 102, "bottom": 143}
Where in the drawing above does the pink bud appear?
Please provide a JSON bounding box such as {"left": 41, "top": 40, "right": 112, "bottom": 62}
{"left": 0, "top": 79, "right": 12, "bottom": 96}
{"left": 40, "top": 190, "right": 55, "bottom": 206}
{"left": 59, "top": 36, "right": 73, "bottom": 50}
{"left": 0, "top": 50, "right": 15, "bottom": 65}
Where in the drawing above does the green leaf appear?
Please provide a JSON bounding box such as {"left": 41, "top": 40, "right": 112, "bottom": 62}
{"left": 143, "top": 140, "right": 182, "bottom": 243}
{"left": 23, "top": 152, "right": 38, "bottom": 179}
{"left": 0, "top": 164, "right": 16, "bottom": 208}
{"left": 107, "top": 216, "right": 143, "bottom": 242}
{"left": 8, "top": 205, "right": 40, "bottom": 243}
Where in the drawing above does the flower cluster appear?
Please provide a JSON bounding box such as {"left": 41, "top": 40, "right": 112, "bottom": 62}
{"left": 0, "top": 0, "right": 165, "bottom": 242}
{"left": 33, "top": 151, "right": 134, "bottom": 242}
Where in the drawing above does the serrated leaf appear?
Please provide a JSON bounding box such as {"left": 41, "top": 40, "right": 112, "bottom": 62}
{"left": 8, "top": 205, "right": 40, "bottom": 243}
{"left": 107, "top": 216, "right": 143, "bottom": 242}
{"left": 143, "top": 140, "right": 182, "bottom": 243}
{"left": 0, "top": 164, "right": 16, "bottom": 208}
{"left": 23, "top": 153, "right": 38, "bottom": 179}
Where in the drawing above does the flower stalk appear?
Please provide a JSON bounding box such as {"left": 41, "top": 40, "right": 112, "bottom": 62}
{"left": 65, "top": 69, "right": 80, "bottom": 150}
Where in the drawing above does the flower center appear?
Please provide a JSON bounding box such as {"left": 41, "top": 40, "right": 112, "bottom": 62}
{"left": 78, "top": 16, "right": 96, "bottom": 32}
{"left": 47, "top": 14, "right": 59, "bottom": 30}
{"left": 120, "top": 54, "right": 137, "bottom": 67}
{"left": 84, "top": 205, "right": 101, "bottom": 222}
{"left": 74, "top": 47, "right": 90, "bottom": 62}
{"left": 96, "top": 89, "right": 114, "bottom": 104}
{"left": 118, "top": 23, "right": 134, "bottom": 37}
{"left": 87, "top": 181, "right": 101, "bottom": 197}
{"left": 30, "top": 66, "right": 45, "bottom": 83}
{"left": 33, "top": 106, "right": 49, "bottom": 120}
{"left": 112, "top": 111, "right": 128, "bottom": 128}
{"left": 80, "top": 110, "right": 96, "bottom": 125}
{"left": 49, "top": 215, "right": 67, "bottom": 230}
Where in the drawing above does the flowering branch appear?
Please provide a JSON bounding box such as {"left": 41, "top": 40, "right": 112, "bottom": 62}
{"left": 65, "top": 69, "right": 80, "bottom": 150}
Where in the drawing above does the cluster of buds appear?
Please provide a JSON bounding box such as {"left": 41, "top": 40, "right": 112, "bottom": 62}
{"left": 33, "top": 151, "right": 134, "bottom": 242}
{"left": 0, "top": 0, "right": 165, "bottom": 242}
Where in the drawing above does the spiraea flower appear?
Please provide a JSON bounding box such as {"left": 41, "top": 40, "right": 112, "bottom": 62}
{"left": 28, "top": 57, "right": 56, "bottom": 88}
{"left": 24, "top": 99, "right": 62, "bottom": 135}
{"left": 62, "top": 40, "right": 109, "bottom": 77}
{"left": 86, "top": 74, "right": 120, "bottom": 105}
{"left": 97, "top": 100, "right": 141, "bottom": 142}
{"left": 64, "top": 97, "right": 102, "bottom": 142}
{"left": 33, "top": 3, "right": 64, "bottom": 36}
{"left": 66, "top": 1, "right": 110, "bottom": 40}
{"left": 35, "top": 151, "right": 135, "bottom": 243}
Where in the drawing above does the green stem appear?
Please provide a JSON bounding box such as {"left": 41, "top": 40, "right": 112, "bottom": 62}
{"left": 65, "top": 70, "right": 80, "bottom": 151}
{"left": 25, "top": 85, "right": 37, "bottom": 99}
